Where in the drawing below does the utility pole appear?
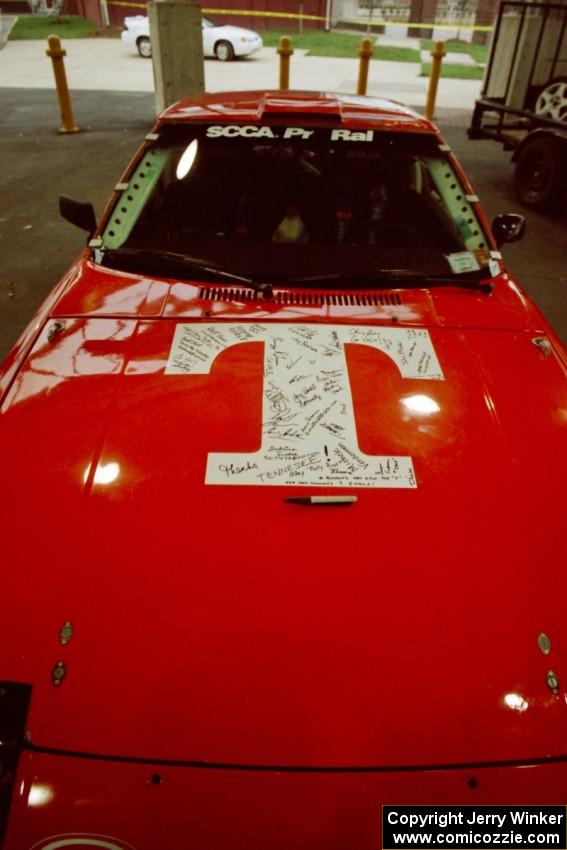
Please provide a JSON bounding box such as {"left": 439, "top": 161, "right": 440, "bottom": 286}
{"left": 99, "top": 0, "right": 109, "bottom": 27}
{"left": 325, "top": 0, "right": 333, "bottom": 31}
{"left": 149, "top": 0, "right": 204, "bottom": 114}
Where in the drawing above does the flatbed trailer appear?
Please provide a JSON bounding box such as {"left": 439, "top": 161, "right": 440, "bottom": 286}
{"left": 468, "top": 0, "right": 567, "bottom": 209}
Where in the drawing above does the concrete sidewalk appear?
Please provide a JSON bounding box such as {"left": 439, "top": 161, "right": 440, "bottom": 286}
{"left": 0, "top": 38, "right": 483, "bottom": 111}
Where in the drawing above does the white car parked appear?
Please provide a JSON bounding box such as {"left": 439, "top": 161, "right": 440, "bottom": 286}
{"left": 121, "top": 15, "right": 263, "bottom": 60}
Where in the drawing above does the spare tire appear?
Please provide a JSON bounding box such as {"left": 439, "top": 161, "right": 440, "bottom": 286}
{"left": 535, "top": 78, "right": 567, "bottom": 122}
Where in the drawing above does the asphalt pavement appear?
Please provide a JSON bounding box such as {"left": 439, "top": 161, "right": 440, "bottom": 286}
{"left": 0, "top": 86, "right": 566, "bottom": 362}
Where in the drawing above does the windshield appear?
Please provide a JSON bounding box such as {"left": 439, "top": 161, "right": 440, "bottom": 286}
{"left": 99, "top": 123, "right": 491, "bottom": 284}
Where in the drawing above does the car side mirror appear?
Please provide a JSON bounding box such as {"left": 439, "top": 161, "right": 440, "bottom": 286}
{"left": 59, "top": 195, "right": 97, "bottom": 238}
{"left": 491, "top": 213, "right": 526, "bottom": 246}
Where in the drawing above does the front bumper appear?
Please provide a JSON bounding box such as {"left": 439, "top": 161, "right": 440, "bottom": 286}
{"left": 234, "top": 38, "right": 263, "bottom": 57}
{"left": 5, "top": 749, "right": 567, "bottom": 849}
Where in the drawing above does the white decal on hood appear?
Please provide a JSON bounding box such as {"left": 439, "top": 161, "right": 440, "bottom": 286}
{"left": 166, "top": 324, "right": 444, "bottom": 488}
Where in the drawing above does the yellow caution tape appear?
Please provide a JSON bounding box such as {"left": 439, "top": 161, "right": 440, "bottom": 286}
{"left": 108, "top": 1, "right": 494, "bottom": 31}
{"left": 108, "top": 3, "right": 325, "bottom": 17}
{"left": 204, "top": 7, "right": 325, "bottom": 20}
{"left": 107, "top": 2, "right": 323, "bottom": 15}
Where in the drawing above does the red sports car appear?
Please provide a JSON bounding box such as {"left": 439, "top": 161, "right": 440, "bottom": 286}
{"left": 1, "top": 91, "right": 567, "bottom": 850}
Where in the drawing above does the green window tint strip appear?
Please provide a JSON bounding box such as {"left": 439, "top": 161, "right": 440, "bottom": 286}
{"left": 426, "top": 157, "right": 487, "bottom": 252}
{"left": 102, "top": 148, "right": 170, "bottom": 249}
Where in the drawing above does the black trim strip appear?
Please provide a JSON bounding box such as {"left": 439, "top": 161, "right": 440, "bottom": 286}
{"left": 23, "top": 743, "right": 567, "bottom": 776}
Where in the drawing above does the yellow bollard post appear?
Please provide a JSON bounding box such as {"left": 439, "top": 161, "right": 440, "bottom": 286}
{"left": 424, "top": 40, "right": 446, "bottom": 120}
{"left": 277, "top": 35, "right": 293, "bottom": 91}
{"left": 46, "top": 35, "right": 79, "bottom": 134}
{"left": 357, "top": 37, "right": 374, "bottom": 96}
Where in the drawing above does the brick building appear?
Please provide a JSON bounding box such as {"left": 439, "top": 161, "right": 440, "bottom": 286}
{"left": 66, "top": 0, "right": 329, "bottom": 31}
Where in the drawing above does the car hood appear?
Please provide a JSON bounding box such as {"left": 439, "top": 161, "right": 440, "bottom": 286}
{"left": 2, "top": 309, "right": 567, "bottom": 769}
{"left": 124, "top": 15, "right": 148, "bottom": 30}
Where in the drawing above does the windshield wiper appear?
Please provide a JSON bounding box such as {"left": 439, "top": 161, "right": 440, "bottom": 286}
{"left": 97, "top": 248, "right": 274, "bottom": 298}
{"left": 289, "top": 270, "right": 494, "bottom": 294}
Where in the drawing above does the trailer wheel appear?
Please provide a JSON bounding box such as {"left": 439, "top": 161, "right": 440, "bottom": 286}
{"left": 514, "top": 136, "right": 567, "bottom": 210}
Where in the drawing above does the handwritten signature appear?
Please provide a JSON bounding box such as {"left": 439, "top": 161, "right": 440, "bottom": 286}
{"left": 219, "top": 461, "right": 259, "bottom": 479}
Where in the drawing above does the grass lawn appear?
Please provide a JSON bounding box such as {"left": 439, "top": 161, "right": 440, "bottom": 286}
{"left": 262, "top": 29, "right": 420, "bottom": 61}
{"left": 420, "top": 61, "right": 485, "bottom": 79}
{"left": 9, "top": 15, "right": 99, "bottom": 39}
{"left": 421, "top": 37, "right": 489, "bottom": 64}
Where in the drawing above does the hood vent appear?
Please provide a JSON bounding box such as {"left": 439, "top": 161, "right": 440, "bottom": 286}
{"left": 198, "top": 287, "right": 403, "bottom": 308}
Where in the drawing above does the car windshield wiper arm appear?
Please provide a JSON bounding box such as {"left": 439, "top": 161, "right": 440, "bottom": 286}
{"left": 97, "top": 248, "right": 274, "bottom": 297}
{"left": 289, "top": 271, "right": 494, "bottom": 294}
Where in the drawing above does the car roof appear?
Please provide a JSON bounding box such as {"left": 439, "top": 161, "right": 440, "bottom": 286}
{"left": 158, "top": 90, "right": 437, "bottom": 134}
